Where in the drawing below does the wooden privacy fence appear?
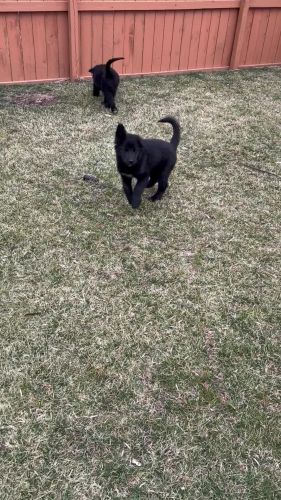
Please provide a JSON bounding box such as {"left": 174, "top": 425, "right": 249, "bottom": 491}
{"left": 0, "top": 0, "right": 281, "bottom": 84}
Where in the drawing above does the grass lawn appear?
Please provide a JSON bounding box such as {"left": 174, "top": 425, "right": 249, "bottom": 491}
{"left": 0, "top": 68, "right": 280, "bottom": 499}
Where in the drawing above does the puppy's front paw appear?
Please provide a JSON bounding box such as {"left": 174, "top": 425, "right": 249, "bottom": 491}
{"left": 150, "top": 194, "right": 159, "bottom": 202}
{"left": 131, "top": 198, "right": 141, "bottom": 209}
{"left": 111, "top": 107, "right": 118, "bottom": 114}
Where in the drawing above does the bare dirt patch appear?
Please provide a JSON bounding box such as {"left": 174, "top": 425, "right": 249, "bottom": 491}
{"left": 6, "top": 93, "right": 57, "bottom": 106}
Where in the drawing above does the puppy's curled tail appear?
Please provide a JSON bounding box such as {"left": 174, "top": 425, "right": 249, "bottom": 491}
{"left": 158, "top": 116, "right": 180, "bottom": 150}
{"left": 105, "top": 57, "right": 124, "bottom": 75}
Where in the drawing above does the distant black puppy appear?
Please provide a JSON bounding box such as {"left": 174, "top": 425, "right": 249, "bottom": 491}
{"left": 89, "top": 57, "right": 124, "bottom": 113}
{"left": 115, "top": 116, "right": 180, "bottom": 209}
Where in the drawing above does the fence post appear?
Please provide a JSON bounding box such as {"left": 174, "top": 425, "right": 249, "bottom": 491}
{"left": 230, "top": 0, "right": 250, "bottom": 69}
{"left": 68, "top": 0, "right": 79, "bottom": 80}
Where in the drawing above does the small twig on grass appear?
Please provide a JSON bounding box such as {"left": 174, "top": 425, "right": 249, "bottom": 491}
{"left": 243, "top": 164, "right": 281, "bottom": 179}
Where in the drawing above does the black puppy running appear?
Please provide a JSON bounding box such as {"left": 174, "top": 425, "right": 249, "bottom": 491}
{"left": 115, "top": 116, "right": 180, "bottom": 209}
{"left": 89, "top": 57, "right": 124, "bottom": 113}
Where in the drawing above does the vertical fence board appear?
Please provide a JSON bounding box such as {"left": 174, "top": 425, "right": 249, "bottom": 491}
{"left": 80, "top": 12, "right": 91, "bottom": 75}
{"left": 273, "top": 10, "right": 281, "bottom": 62}
{"left": 6, "top": 14, "right": 25, "bottom": 81}
{"left": 123, "top": 12, "right": 134, "bottom": 74}
{"left": 142, "top": 11, "right": 155, "bottom": 73}
{"left": 19, "top": 13, "right": 36, "bottom": 80}
{"left": 245, "top": 8, "right": 264, "bottom": 64}
{"left": 103, "top": 12, "right": 114, "bottom": 62}
{"left": 179, "top": 11, "right": 193, "bottom": 70}
{"left": 274, "top": 12, "right": 281, "bottom": 62}
{"left": 241, "top": 14, "right": 253, "bottom": 66}
{"left": 32, "top": 13, "right": 48, "bottom": 80}
{"left": 197, "top": 10, "right": 212, "bottom": 68}
{"left": 151, "top": 12, "right": 165, "bottom": 72}
{"left": 57, "top": 12, "right": 69, "bottom": 77}
{"left": 240, "top": 7, "right": 254, "bottom": 65}
{"left": 113, "top": 12, "right": 125, "bottom": 73}
{"left": 204, "top": 10, "right": 220, "bottom": 67}
{"left": 0, "top": 15, "right": 12, "bottom": 82}
{"left": 255, "top": 8, "right": 270, "bottom": 63}
{"left": 161, "top": 12, "right": 174, "bottom": 71}
{"left": 68, "top": 0, "right": 79, "bottom": 79}
{"left": 221, "top": 8, "right": 238, "bottom": 66}
{"left": 91, "top": 13, "right": 103, "bottom": 67}
{"left": 230, "top": 0, "right": 250, "bottom": 68}
{"left": 169, "top": 11, "right": 184, "bottom": 71}
{"left": 214, "top": 9, "right": 229, "bottom": 67}
{"left": 189, "top": 10, "right": 203, "bottom": 68}
{"left": 133, "top": 12, "right": 144, "bottom": 74}
{"left": 45, "top": 13, "right": 59, "bottom": 78}
{"left": 259, "top": 9, "right": 277, "bottom": 64}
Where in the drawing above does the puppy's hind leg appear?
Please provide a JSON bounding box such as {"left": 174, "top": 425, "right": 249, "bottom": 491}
{"left": 103, "top": 90, "right": 117, "bottom": 114}
{"left": 93, "top": 84, "right": 100, "bottom": 97}
{"left": 150, "top": 174, "right": 169, "bottom": 202}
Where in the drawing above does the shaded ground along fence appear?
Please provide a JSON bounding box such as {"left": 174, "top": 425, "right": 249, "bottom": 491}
{"left": 0, "top": 0, "right": 281, "bottom": 84}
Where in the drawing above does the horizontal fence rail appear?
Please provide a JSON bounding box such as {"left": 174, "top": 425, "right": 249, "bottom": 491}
{"left": 0, "top": 0, "right": 280, "bottom": 84}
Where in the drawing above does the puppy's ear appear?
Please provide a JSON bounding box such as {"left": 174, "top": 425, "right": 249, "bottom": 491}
{"left": 115, "top": 124, "right": 126, "bottom": 144}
